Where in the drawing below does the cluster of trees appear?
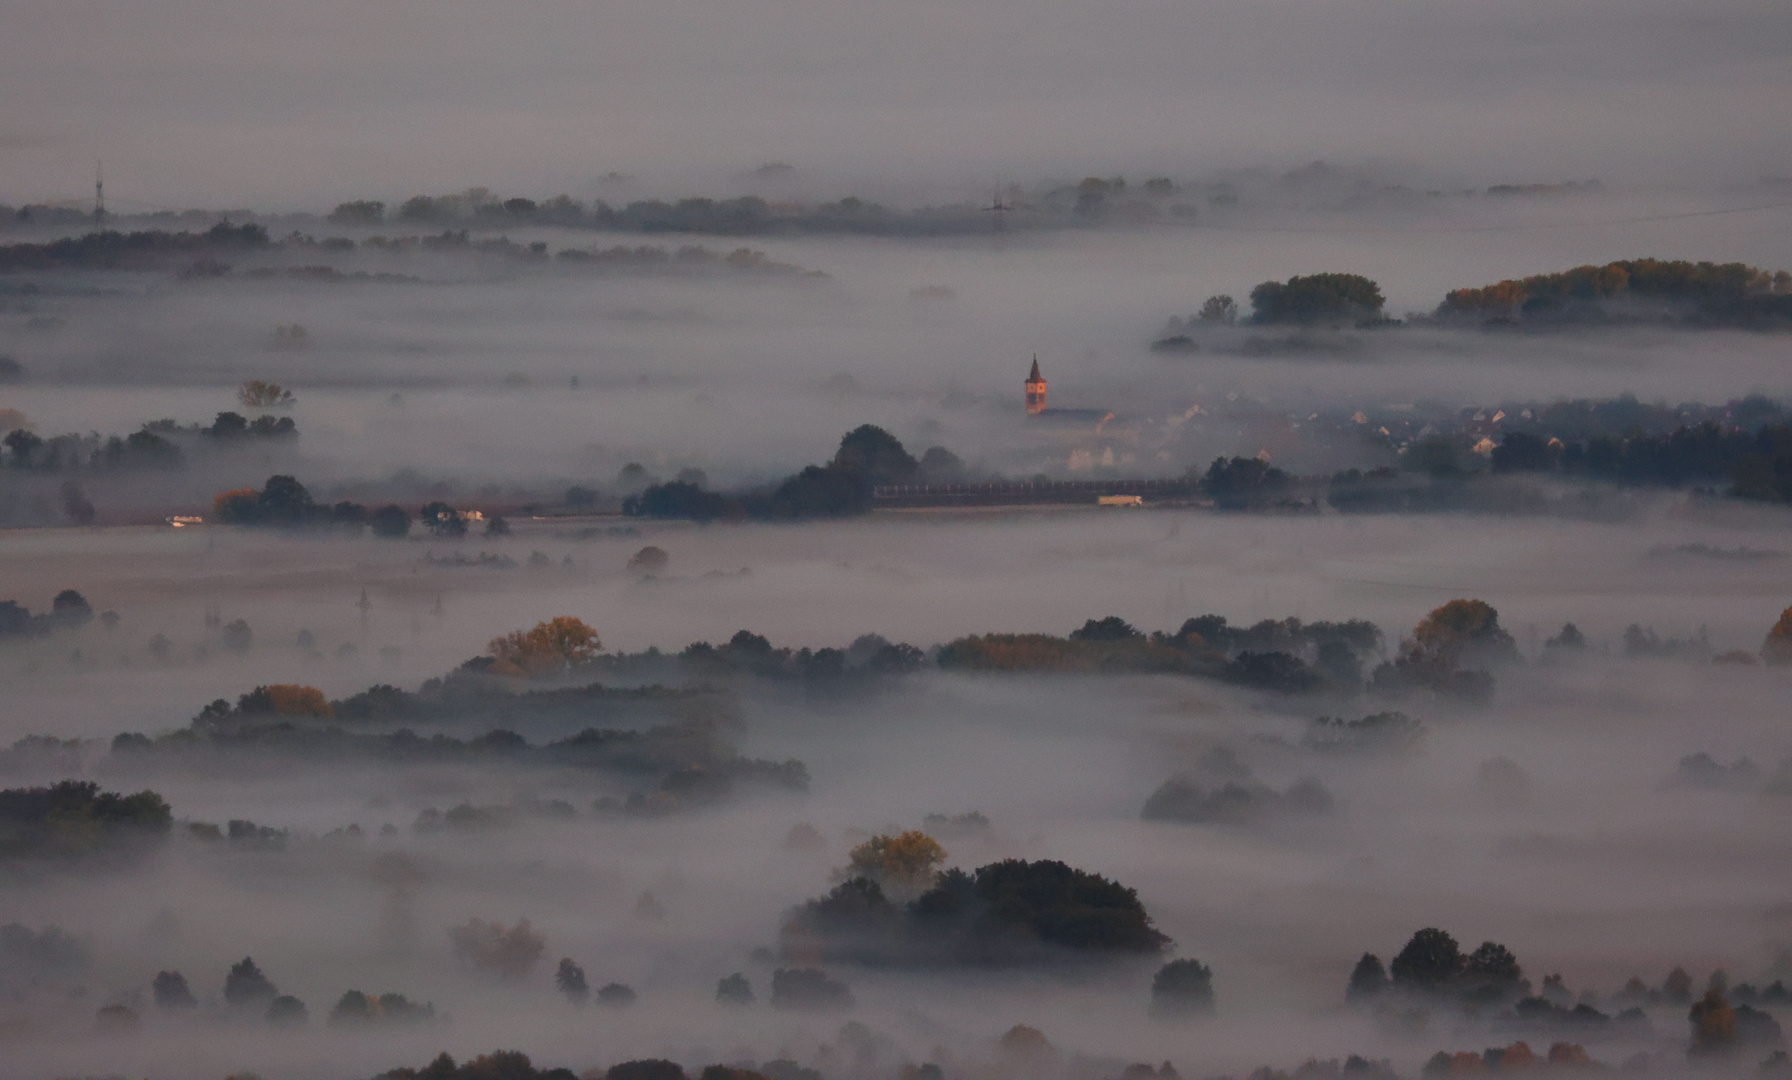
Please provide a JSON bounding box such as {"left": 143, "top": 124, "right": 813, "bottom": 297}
{"left": 1249, "top": 274, "right": 1388, "bottom": 326}
{"left": 212, "top": 474, "right": 411, "bottom": 534}
{"left": 1344, "top": 926, "right": 1788, "bottom": 1061}
{"left": 0, "top": 221, "right": 269, "bottom": 271}
{"left": 136, "top": 958, "right": 434, "bottom": 1032}
{"left": 1477, "top": 421, "right": 1792, "bottom": 501}
{"left": 450, "top": 918, "right": 546, "bottom": 979}
{"left": 1348, "top": 928, "right": 1527, "bottom": 1004}
{"left": 552, "top": 958, "right": 639, "bottom": 1008}
{"left": 1141, "top": 773, "right": 1333, "bottom": 825}
{"left": 0, "top": 780, "right": 171, "bottom": 858}
{"left": 780, "top": 848, "right": 1169, "bottom": 965}
{"left": 1438, "top": 259, "right": 1792, "bottom": 326}
{"left": 486, "top": 616, "right": 603, "bottom": 677}
{"left": 0, "top": 588, "right": 96, "bottom": 637}
{"left": 0, "top": 413, "right": 296, "bottom": 495}
{"left": 331, "top": 191, "right": 1009, "bottom": 237}
{"left": 938, "top": 613, "right": 1379, "bottom": 693}
{"left": 3, "top": 425, "right": 181, "bottom": 474}
{"left": 376, "top": 1051, "right": 579, "bottom": 1080}
{"left": 375, "top": 1053, "right": 852, "bottom": 1080}
{"left": 1302, "top": 711, "right": 1424, "bottom": 754}
{"left": 555, "top": 244, "right": 815, "bottom": 277}
{"left": 1151, "top": 959, "right": 1217, "bottom": 1017}
{"left": 118, "top": 711, "right": 805, "bottom": 808}
{"left": 1418, "top": 1042, "right": 1605, "bottom": 1077}
{"left": 1198, "top": 456, "right": 1296, "bottom": 509}
{"left": 673, "top": 630, "right": 926, "bottom": 682}
{"left": 1368, "top": 600, "right": 1518, "bottom": 703}
{"left": 0, "top": 922, "right": 87, "bottom": 982}
{"left": 625, "top": 425, "right": 951, "bottom": 521}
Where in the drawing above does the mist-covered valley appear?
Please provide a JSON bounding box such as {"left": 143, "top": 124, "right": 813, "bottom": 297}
{"left": 9, "top": 502, "right": 1792, "bottom": 1079}
{"left": 8, "top": 0, "right": 1792, "bottom": 1074}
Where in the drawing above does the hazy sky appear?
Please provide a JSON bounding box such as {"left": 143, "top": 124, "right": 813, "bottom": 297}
{"left": 5, "top": 0, "right": 1792, "bottom": 208}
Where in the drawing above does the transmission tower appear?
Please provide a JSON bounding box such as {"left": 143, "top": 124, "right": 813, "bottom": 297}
{"left": 93, "top": 162, "right": 105, "bottom": 228}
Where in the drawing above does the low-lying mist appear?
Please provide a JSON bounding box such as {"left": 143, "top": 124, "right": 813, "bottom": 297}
{"left": 7, "top": 505, "right": 1792, "bottom": 1077}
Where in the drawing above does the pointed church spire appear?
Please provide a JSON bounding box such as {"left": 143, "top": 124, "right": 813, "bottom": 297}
{"left": 1024, "top": 354, "right": 1047, "bottom": 414}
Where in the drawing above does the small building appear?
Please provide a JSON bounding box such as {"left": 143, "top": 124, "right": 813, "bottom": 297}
{"left": 1097, "top": 494, "right": 1144, "bottom": 507}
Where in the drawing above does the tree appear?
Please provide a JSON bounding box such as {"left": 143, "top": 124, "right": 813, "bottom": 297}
{"left": 1412, "top": 600, "right": 1519, "bottom": 669}
{"left": 420, "top": 502, "right": 467, "bottom": 537}
{"left": 486, "top": 617, "right": 602, "bottom": 676}
{"left": 597, "top": 982, "right": 637, "bottom": 1007}
{"left": 371, "top": 504, "right": 412, "bottom": 538}
{"left": 152, "top": 970, "right": 196, "bottom": 1008}
{"left": 624, "top": 481, "right": 730, "bottom": 521}
{"left": 238, "top": 380, "right": 295, "bottom": 409}
{"left": 1390, "top": 928, "right": 1463, "bottom": 990}
{"left": 209, "top": 411, "right": 250, "bottom": 438}
{"left": 919, "top": 446, "right": 965, "bottom": 483}
{"left": 1464, "top": 941, "right": 1523, "bottom": 985}
{"left": 1250, "top": 273, "right": 1386, "bottom": 325}
{"left": 266, "top": 994, "right": 308, "bottom": 1027}
{"left": 1202, "top": 456, "right": 1291, "bottom": 509}
{"left": 329, "top": 989, "right": 374, "bottom": 1025}
{"left": 0, "top": 781, "right": 172, "bottom": 857}
{"left": 328, "top": 200, "right": 385, "bottom": 225}
{"left": 1347, "top": 953, "right": 1388, "bottom": 1001}
{"left": 3, "top": 428, "right": 43, "bottom": 468}
{"left": 224, "top": 956, "right": 278, "bottom": 1007}
{"left": 60, "top": 480, "right": 95, "bottom": 525}
{"left": 236, "top": 684, "right": 332, "bottom": 717}
{"left": 1374, "top": 599, "right": 1517, "bottom": 701}
{"left": 1689, "top": 987, "right": 1738, "bottom": 1056}
{"left": 555, "top": 958, "right": 589, "bottom": 1004}
{"left": 259, "top": 475, "right": 315, "bottom": 525}
{"left": 221, "top": 618, "right": 253, "bottom": 653}
{"left": 1762, "top": 606, "right": 1792, "bottom": 665}
{"left": 627, "top": 546, "right": 670, "bottom": 574}
{"left": 716, "top": 972, "right": 754, "bottom": 1006}
{"left": 844, "top": 831, "right": 946, "bottom": 897}
{"left": 832, "top": 424, "right": 919, "bottom": 486}
{"left": 767, "top": 464, "right": 871, "bottom": 518}
{"left": 447, "top": 918, "right": 546, "bottom": 979}
{"left": 1198, "top": 295, "right": 1238, "bottom": 324}
{"left": 484, "top": 515, "right": 510, "bottom": 537}
{"left": 1150, "top": 958, "right": 1216, "bottom": 1017}
{"left": 51, "top": 589, "right": 93, "bottom": 627}
{"left": 960, "top": 859, "right": 1169, "bottom": 952}
{"left": 1070, "top": 616, "right": 1143, "bottom": 642}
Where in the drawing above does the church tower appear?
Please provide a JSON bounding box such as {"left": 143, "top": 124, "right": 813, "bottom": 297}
{"left": 1025, "top": 354, "right": 1047, "bottom": 415}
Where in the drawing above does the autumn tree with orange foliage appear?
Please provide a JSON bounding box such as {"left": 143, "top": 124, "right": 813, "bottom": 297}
{"left": 1372, "top": 599, "right": 1517, "bottom": 702}
{"left": 486, "top": 617, "right": 602, "bottom": 676}
{"left": 212, "top": 488, "right": 261, "bottom": 523}
{"left": 1760, "top": 606, "right": 1792, "bottom": 665}
{"left": 1689, "top": 987, "right": 1739, "bottom": 1056}
{"left": 238, "top": 684, "right": 333, "bottom": 717}
{"left": 843, "top": 831, "right": 946, "bottom": 897}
